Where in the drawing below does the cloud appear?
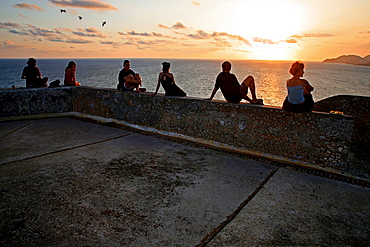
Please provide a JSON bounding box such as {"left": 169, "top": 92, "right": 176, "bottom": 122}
{"left": 158, "top": 24, "right": 169, "bottom": 29}
{"left": 188, "top": 30, "right": 209, "bottom": 39}
{"left": 192, "top": 2, "right": 201, "bottom": 6}
{"left": 0, "top": 21, "right": 22, "bottom": 29}
{"left": 290, "top": 33, "right": 333, "bottom": 39}
{"left": 100, "top": 41, "right": 122, "bottom": 45}
{"left": 185, "top": 29, "right": 250, "bottom": 45}
{"left": 285, "top": 38, "right": 298, "bottom": 44}
{"left": 14, "top": 3, "right": 44, "bottom": 11}
{"left": 66, "top": 38, "right": 93, "bottom": 44}
{"left": 49, "top": 0, "right": 118, "bottom": 10}
{"left": 126, "top": 30, "right": 152, "bottom": 36}
{"left": 9, "top": 30, "right": 30, "bottom": 36}
{"left": 253, "top": 37, "right": 276, "bottom": 44}
{"left": 172, "top": 22, "right": 187, "bottom": 29}
{"left": 73, "top": 27, "right": 106, "bottom": 38}
{"left": 27, "top": 25, "right": 62, "bottom": 37}
{"left": 159, "top": 22, "right": 187, "bottom": 30}
{"left": 1, "top": 21, "right": 98, "bottom": 44}
{"left": 0, "top": 40, "right": 23, "bottom": 48}
{"left": 119, "top": 30, "right": 171, "bottom": 39}
{"left": 1, "top": 22, "right": 65, "bottom": 40}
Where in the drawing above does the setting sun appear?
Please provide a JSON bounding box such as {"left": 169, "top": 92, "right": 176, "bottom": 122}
{"left": 219, "top": 0, "right": 306, "bottom": 60}
{"left": 230, "top": 1, "right": 303, "bottom": 41}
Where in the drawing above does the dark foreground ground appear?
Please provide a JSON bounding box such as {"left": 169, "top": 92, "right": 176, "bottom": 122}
{"left": 0, "top": 117, "right": 369, "bottom": 246}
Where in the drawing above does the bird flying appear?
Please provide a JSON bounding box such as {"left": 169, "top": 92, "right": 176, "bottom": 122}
{"left": 78, "top": 16, "right": 83, "bottom": 20}
{"left": 60, "top": 9, "right": 66, "bottom": 13}
{"left": 102, "top": 21, "right": 107, "bottom": 27}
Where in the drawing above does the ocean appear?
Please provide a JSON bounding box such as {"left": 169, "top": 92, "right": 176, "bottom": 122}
{"left": 1, "top": 58, "right": 369, "bottom": 107}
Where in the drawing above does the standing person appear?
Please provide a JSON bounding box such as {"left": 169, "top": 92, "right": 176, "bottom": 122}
{"left": 21, "top": 58, "right": 48, "bottom": 88}
{"left": 206, "top": 61, "right": 263, "bottom": 104}
{"left": 151, "top": 62, "right": 186, "bottom": 97}
{"left": 64, "top": 61, "right": 81, "bottom": 86}
{"left": 117, "top": 60, "right": 143, "bottom": 92}
{"left": 282, "top": 61, "right": 314, "bottom": 113}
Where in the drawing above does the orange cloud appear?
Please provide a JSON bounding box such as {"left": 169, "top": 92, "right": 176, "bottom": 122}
{"left": 0, "top": 40, "right": 23, "bottom": 48}
{"left": 286, "top": 38, "right": 298, "bottom": 44}
{"left": 192, "top": 2, "right": 201, "bottom": 6}
{"left": 290, "top": 33, "right": 333, "bottom": 39}
{"left": 159, "top": 22, "right": 187, "bottom": 30}
{"left": 49, "top": 0, "right": 118, "bottom": 10}
{"left": 172, "top": 22, "right": 187, "bottom": 29}
{"left": 14, "top": 3, "right": 44, "bottom": 11}
{"left": 73, "top": 27, "right": 106, "bottom": 38}
{"left": 253, "top": 37, "right": 276, "bottom": 44}
{"left": 186, "top": 29, "right": 250, "bottom": 45}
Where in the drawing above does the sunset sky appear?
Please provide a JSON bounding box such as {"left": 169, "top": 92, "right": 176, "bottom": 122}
{"left": 0, "top": 0, "right": 369, "bottom": 61}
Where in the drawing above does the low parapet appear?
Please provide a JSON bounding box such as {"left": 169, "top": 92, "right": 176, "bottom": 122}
{"left": 1, "top": 87, "right": 368, "bottom": 180}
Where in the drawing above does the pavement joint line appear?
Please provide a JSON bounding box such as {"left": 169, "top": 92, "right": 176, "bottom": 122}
{"left": 0, "top": 133, "right": 134, "bottom": 166}
{"left": 195, "top": 165, "right": 282, "bottom": 247}
{"left": 0, "top": 120, "right": 35, "bottom": 139}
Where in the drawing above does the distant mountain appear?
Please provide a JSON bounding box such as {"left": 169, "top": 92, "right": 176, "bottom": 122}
{"left": 323, "top": 55, "right": 370, "bottom": 66}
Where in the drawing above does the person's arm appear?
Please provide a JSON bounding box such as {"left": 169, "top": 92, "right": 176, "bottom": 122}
{"left": 206, "top": 87, "right": 218, "bottom": 100}
{"left": 303, "top": 79, "right": 314, "bottom": 94}
{"left": 21, "top": 67, "right": 27, "bottom": 79}
{"left": 71, "top": 69, "right": 76, "bottom": 82}
{"left": 305, "top": 82, "right": 314, "bottom": 91}
{"left": 37, "top": 67, "right": 42, "bottom": 79}
{"left": 205, "top": 76, "right": 219, "bottom": 100}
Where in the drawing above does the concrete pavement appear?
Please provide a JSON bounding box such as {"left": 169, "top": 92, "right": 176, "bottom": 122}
{"left": 0, "top": 117, "right": 369, "bottom": 246}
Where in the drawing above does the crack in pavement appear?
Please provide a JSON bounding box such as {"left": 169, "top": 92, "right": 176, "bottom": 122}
{"left": 0, "top": 120, "right": 35, "bottom": 139}
{"left": 0, "top": 133, "right": 134, "bottom": 166}
{"left": 196, "top": 165, "right": 282, "bottom": 247}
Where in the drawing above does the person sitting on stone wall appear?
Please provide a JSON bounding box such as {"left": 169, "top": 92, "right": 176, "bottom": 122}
{"left": 206, "top": 61, "right": 263, "bottom": 104}
{"left": 21, "top": 58, "right": 48, "bottom": 88}
{"left": 117, "top": 60, "right": 145, "bottom": 92}
{"left": 151, "top": 62, "right": 186, "bottom": 97}
{"left": 282, "top": 61, "right": 314, "bottom": 113}
{"left": 64, "top": 61, "right": 81, "bottom": 86}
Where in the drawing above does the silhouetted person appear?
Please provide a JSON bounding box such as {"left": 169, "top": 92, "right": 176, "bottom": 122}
{"left": 151, "top": 62, "right": 186, "bottom": 97}
{"left": 206, "top": 61, "right": 263, "bottom": 104}
{"left": 21, "top": 58, "right": 48, "bottom": 88}
{"left": 282, "top": 61, "right": 314, "bottom": 113}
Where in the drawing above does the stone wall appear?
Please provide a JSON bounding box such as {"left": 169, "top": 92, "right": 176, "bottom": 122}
{"left": 313, "top": 95, "right": 370, "bottom": 179}
{"left": 1, "top": 87, "right": 368, "bottom": 179}
{"left": 0, "top": 88, "right": 73, "bottom": 117}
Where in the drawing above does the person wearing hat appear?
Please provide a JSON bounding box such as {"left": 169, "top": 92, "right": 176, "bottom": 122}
{"left": 21, "top": 58, "right": 48, "bottom": 88}
{"left": 151, "top": 62, "right": 186, "bottom": 97}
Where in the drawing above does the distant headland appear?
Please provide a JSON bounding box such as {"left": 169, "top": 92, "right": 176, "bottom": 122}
{"left": 323, "top": 55, "right": 370, "bottom": 66}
